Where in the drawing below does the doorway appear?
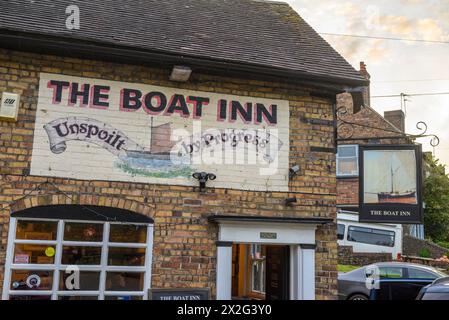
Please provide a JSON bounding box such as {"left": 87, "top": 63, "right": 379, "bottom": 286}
{"left": 231, "top": 244, "right": 289, "bottom": 300}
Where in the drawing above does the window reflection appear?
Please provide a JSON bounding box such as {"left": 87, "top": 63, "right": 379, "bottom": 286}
{"left": 109, "top": 224, "right": 147, "bottom": 243}
{"left": 108, "top": 247, "right": 145, "bottom": 266}
{"left": 16, "top": 221, "right": 57, "bottom": 240}
{"left": 64, "top": 223, "right": 103, "bottom": 242}
{"left": 347, "top": 226, "right": 395, "bottom": 247}
{"left": 59, "top": 271, "right": 100, "bottom": 291}
{"left": 14, "top": 244, "right": 55, "bottom": 264}
{"left": 105, "top": 272, "right": 144, "bottom": 291}
{"left": 10, "top": 270, "right": 53, "bottom": 291}
{"left": 61, "top": 246, "right": 102, "bottom": 265}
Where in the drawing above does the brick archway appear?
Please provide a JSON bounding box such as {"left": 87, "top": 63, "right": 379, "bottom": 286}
{"left": 9, "top": 194, "right": 154, "bottom": 219}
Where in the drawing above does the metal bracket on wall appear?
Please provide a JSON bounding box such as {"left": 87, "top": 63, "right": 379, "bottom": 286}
{"left": 335, "top": 106, "right": 440, "bottom": 147}
{"left": 301, "top": 117, "right": 334, "bottom": 126}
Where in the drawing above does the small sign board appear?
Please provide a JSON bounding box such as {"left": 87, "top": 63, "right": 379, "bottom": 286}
{"left": 0, "top": 92, "right": 20, "bottom": 121}
{"left": 149, "top": 288, "right": 210, "bottom": 300}
{"left": 14, "top": 254, "right": 30, "bottom": 264}
{"left": 260, "top": 232, "right": 277, "bottom": 239}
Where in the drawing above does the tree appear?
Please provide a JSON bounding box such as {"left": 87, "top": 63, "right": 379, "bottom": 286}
{"left": 423, "top": 155, "right": 449, "bottom": 242}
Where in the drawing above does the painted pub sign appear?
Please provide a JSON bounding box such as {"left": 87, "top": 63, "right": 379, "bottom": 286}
{"left": 359, "top": 145, "right": 423, "bottom": 224}
{"left": 30, "top": 73, "right": 290, "bottom": 191}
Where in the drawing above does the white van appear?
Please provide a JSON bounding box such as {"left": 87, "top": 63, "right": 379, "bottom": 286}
{"left": 337, "top": 211, "right": 402, "bottom": 259}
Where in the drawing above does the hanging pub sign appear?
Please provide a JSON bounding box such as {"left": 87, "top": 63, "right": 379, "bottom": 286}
{"left": 359, "top": 144, "right": 423, "bottom": 224}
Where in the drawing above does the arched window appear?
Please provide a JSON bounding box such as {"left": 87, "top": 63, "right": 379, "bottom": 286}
{"left": 2, "top": 205, "right": 154, "bottom": 300}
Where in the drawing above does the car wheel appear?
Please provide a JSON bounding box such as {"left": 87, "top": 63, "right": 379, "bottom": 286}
{"left": 349, "top": 294, "right": 368, "bottom": 301}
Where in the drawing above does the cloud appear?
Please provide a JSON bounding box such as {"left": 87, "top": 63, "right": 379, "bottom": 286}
{"left": 378, "top": 15, "right": 414, "bottom": 36}
{"left": 377, "top": 15, "right": 448, "bottom": 42}
{"left": 366, "top": 39, "right": 389, "bottom": 60}
{"left": 399, "top": 0, "right": 424, "bottom": 4}
{"left": 334, "top": 2, "right": 361, "bottom": 17}
{"left": 416, "top": 19, "right": 449, "bottom": 41}
{"left": 319, "top": 2, "right": 390, "bottom": 63}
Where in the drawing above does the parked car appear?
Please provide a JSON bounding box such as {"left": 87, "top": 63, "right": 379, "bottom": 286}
{"left": 338, "top": 262, "right": 446, "bottom": 300}
{"left": 416, "top": 276, "right": 449, "bottom": 300}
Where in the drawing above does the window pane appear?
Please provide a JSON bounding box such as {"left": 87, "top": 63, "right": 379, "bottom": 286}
{"left": 61, "top": 246, "right": 102, "bottom": 265}
{"left": 379, "top": 267, "right": 405, "bottom": 279}
{"left": 16, "top": 220, "right": 57, "bottom": 240}
{"left": 59, "top": 271, "right": 100, "bottom": 291}
{"left": 337, "top": 224, "right": 345, "bottom": 240}
{"left": 261, "top": 262, "right": 266, "bottom": 293}
{"left": 347, "top": 226, "right": 395, "bottom": 247}
{"left": 105, "top": 272, "right": 144, "bottom": 291}
{"left": 104, "top": 295, "right": 143, "bottom": 300}
{"left": 108, "top": 247, "right": 146, "bottom": 266}
{"left": 408, "top": 268, "right": 437, "bottom": 279}
{"left": 338, "top": 158, "right": 358, "bottom": 175}
{"left": 109, "top": 224, "right": 147, "bottom": 243}
{"left": 10, "top": 270, "right": 53, "bottom": 291}
{"left": 14, "top": 244, "right": 55, "bottom": 264}
{"left": 338, "top": 145, "right": 357, "bottom": 157}
{"left": 251, "top": 244, "right": 265, "bottom": 260}
{"left": 252, "top": 262, "right": 261, "bottom": 292}
{"left": 10, "top": 295, "right": 52, "bottom": 300}
{"left": 58, "top": 296, "right": 98, "bottom": 300}
{"left": 64, "top": 222, "right": 103, "bottom": 242}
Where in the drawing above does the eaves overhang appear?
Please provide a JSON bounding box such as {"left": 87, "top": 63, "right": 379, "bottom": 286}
{"left": 0, "top": 30, "right": 369, "bottom": 94}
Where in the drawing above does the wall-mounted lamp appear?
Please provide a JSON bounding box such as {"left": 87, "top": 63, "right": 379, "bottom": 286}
{"left": 192, "top": 172, "right": 216, "bottom": 191}
{"left": 289, "top": 165, "right": 300, "bottom": 179}
{"left": 285, "top": 197, "right": 297, "bottom": 206}
{"left": 169, "top": 65, "right": 192, "bottom": 82}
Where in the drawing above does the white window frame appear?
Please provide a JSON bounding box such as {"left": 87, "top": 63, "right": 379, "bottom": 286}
{"left": 2, "top": 217, "right": 154, "bottom": 300}
{"left": 249, "top": 244, "right": 265, "bottom": 295}
{"left": 337, "top": 144, "right": 359, "bottom": 177}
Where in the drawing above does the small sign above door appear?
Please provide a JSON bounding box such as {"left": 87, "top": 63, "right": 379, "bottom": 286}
{"left": 260, "top": 232, "right": 277, "bottom": 240}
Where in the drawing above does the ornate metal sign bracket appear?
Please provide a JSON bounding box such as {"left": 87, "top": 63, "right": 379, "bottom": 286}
{"left": 336, "top": 106, "right": 440, "bottom": 147}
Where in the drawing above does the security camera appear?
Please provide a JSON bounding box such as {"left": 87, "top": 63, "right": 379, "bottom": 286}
{"left": 192, "top": 172, "right": 217, "bottom": 191}
{"left": 289, "top": 165, "right": 300, "bottom": 179}
{"left": 285, "top": 197, "right": 297, "bottom": 206}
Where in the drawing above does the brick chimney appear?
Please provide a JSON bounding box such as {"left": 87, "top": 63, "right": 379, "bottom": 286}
{"left": 359, "top": 61, "right": 371, "bottom": 107}
{"left": 337, "top": 61, "right": 371, "bottom": 114}
{"left": 384, "top": 110, "right": 405, "bottom": 132}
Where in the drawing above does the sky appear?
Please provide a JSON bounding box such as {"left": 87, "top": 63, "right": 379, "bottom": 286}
{"left": 285, "top": 0, "right": 449, "bottom": 167}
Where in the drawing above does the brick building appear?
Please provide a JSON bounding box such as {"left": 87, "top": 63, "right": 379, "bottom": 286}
{"left": 0, "top": 0, "right": 367, "bottom": 300}
{"left": 336, "top": 62, "right": 418, "bottom": 260}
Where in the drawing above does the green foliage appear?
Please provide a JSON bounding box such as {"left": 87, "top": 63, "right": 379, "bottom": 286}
{"left": 423, "top": 155, "right": 449, "bottom": 242}
{"left": 436, "top": 241, "right": 449, "bottom": 250}
{"left": 337, "top": 265, "right": 360, "bottom": 273}
{"left": 418, "top": 248, "right": 431, "bottom": 258}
